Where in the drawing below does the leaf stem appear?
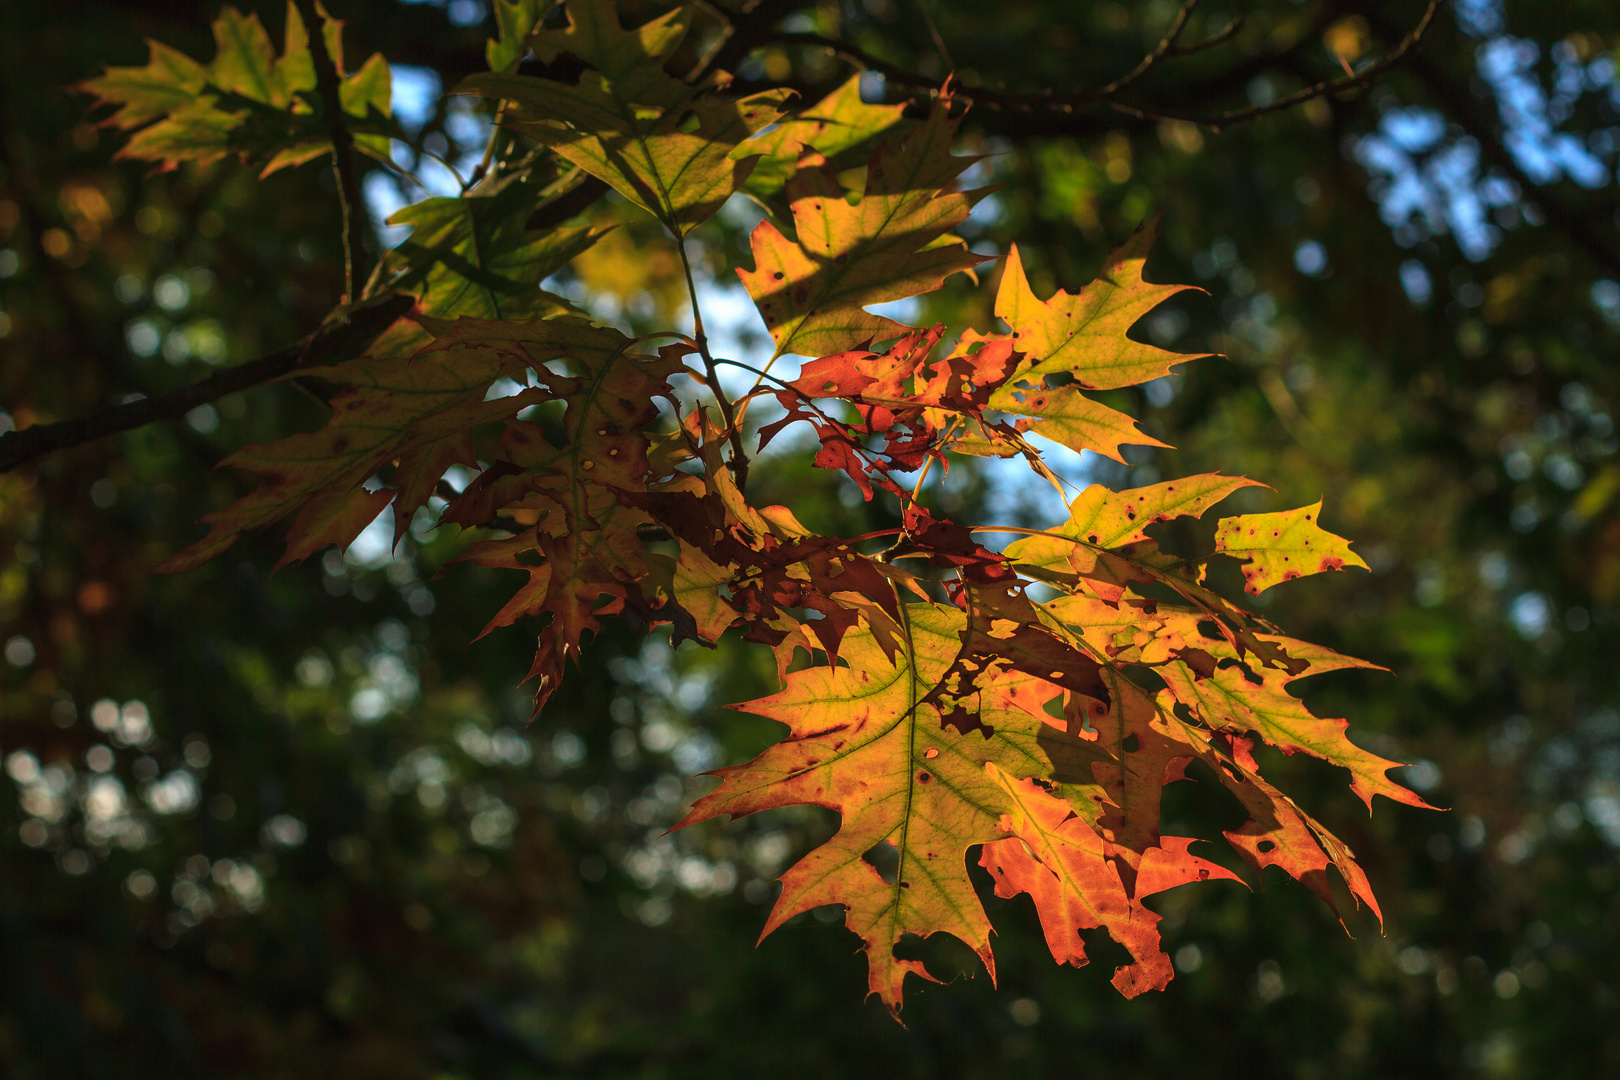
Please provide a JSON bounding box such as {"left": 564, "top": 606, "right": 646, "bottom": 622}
{"left": 906, "top": 417, "right": 960, "bottom": 504}
{"left": 295, "top": 0, "right": 368, "bottom": 301}
{"left": 468, "top": 102, "right": 505, "bottom": 189}
{"left": 676, "top": 236, "right": 750, "bottom": 492}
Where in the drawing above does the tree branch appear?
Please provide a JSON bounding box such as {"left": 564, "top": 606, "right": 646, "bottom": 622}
{"left": 295, "top": 0, "right": 369, "bottom": 300}
{"left": 675, "top": 237, "right": 749, "bottom": 492}
{"left": 0, "top": 295, "right": 414, "bottom": 474}
{"left": 1095, "top": 0, "right": 1203, "bottom": 96}
{"left": 707, "top": 0, "right": 814, "bottom": 76}
{"left": 1114, "top": 0, "right": 1443, "bottom": 131}
{"left": 765, "top": 0, "right": 1441, "bottom": 132}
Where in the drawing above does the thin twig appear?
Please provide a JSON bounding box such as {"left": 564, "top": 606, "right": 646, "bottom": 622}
{"left": 1097, "top": 0, "right": 1200, "bottom": 95}
{"left": 913, "top": 0, "right": 954, "bottom": 74}
{"left": 905, "top": 417, "right": 959, "bottom": 502}
{"left": 766, "top": 0, "right": 1441, "bottom": 131}
{"left": 295, "top": 0, "right": 369, "bottom": 300}
{"left": 1110, "top": 0, "right": 1443, "bottom": 131}
{"left": 0, "top": 295, "right": 413, "bottom": 473}
{"left": 1164, "top": 15, "right": 1244, "bottom": 58}
{"left": 468, "top": 102, "right": 505, "bottom": 189}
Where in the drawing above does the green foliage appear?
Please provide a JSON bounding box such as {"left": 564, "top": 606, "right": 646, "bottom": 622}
{"left": 78, "top": 2, "right": 393, "bottom": 176}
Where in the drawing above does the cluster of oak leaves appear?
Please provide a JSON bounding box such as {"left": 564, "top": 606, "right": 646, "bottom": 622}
{"left": 80, "top": 0, "right": 1430, "bottom": 1014}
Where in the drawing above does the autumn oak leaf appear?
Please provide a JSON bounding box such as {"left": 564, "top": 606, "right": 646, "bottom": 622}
{"left": 1213, "top": 500, "right": 1369, "bottom": 593}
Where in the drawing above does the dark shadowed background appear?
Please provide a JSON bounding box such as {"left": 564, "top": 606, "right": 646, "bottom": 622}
{"left": 2, "top": 0, "right": 1620, "bottom": 1076}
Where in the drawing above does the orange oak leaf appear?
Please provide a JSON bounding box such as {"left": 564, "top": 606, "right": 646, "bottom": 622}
{"left": 679, "top": 603, "right": 1104, "bottom": 1014}
{"left": 1005, "top": 474, "right": 1263, "bottom": 578}
{"left": 979, "top": 762, "right": 1174, "bottom": 998}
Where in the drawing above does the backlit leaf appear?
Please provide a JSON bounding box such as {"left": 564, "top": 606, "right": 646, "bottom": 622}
{"left": 381, "top": 179, "right": 604, "bottom": 319}
{"left": 738, "top": 102, "right": 990, "bottom": 359}
{"left": 994, "top": 223, "right": 1211, "bottom": 390}
{"left": 78, "top": 1, "right": 392, "bottom": 175}
{"left": 738, "top": 74, "right": 910, "bottom": 204}
{"left": 1213, "top": 500, "right": 1369, "bottom": 593}
{"left": 458, "top": 1, "right": 790, "bottom": 237}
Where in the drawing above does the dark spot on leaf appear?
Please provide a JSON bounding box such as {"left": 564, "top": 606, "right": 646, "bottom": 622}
{"left": 1257, "top": 840, "right": 1276, "bottom": 853}
{"left": 916, "top": 771, "right": 932, "bottom": 783}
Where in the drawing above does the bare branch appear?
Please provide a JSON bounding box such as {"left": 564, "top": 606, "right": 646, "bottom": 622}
{"left": 765, "top": 0, "right": 1442, "bottom": 132}
{"left": 294, "top": 0, "right": 369, "bottom": 300}
{"left": 1163, "top": 14, "right": 1244, "bottom": 59}
{"left": 1113, "top": 0, "right": 1444, "bottom": 131}
{"left": 0, "top": 295, "right": 413, "bottom": 474}
{"left": 707, "top": 0, "right": 816, "bottom": 76}
{"left": 1096, "top": 0, "right": 1202, "bottom": 95}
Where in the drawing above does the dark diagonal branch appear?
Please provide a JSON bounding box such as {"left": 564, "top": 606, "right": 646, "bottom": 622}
{"left": 0, "top": 295, "right": 413, "bottom": 473}
{"left": 295, "top": 0, "right": 368, "bottom": 300}
{"left": 1117, "top": 0, "right": 1442, "bottom": 130}
{"left": 767, "top": 0, "right": 1440, "bottom": 132}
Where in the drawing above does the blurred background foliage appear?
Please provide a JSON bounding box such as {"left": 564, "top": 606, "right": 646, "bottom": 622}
{"left": 3, "top": 0, "right": 1620, "bottom": 1076}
